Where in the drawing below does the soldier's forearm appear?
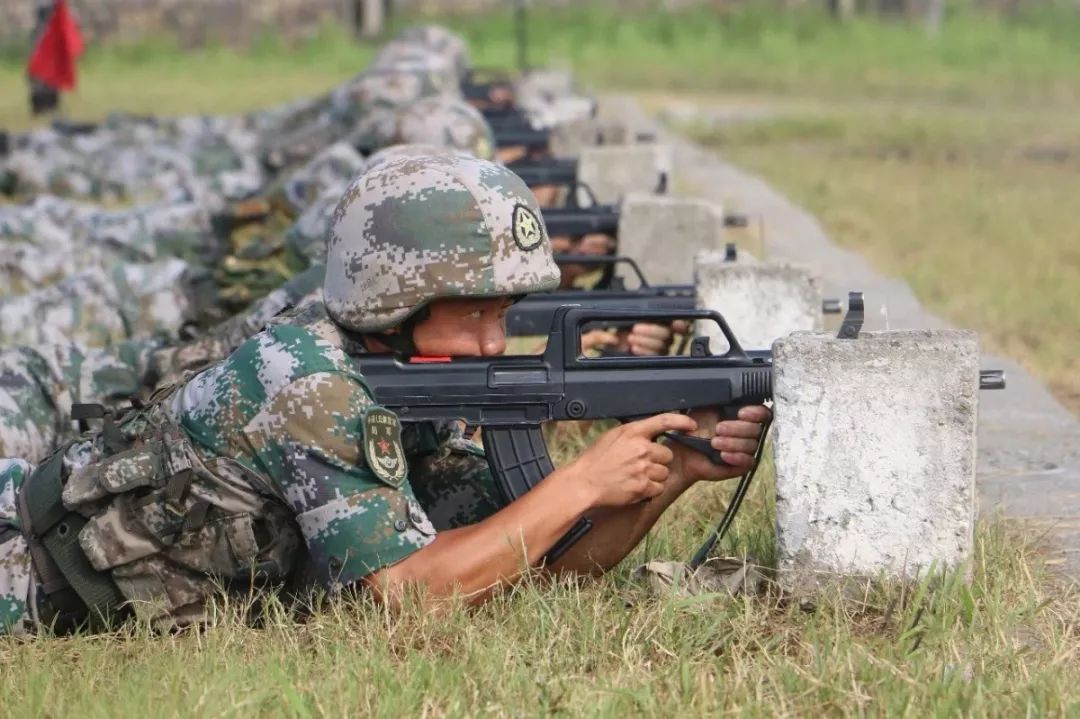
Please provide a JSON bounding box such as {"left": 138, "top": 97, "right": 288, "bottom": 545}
{"left": 361, "top": 466, "right": 596, "bottom": 607}
{"left": 546, "top": 473, "right": 696, "bottom": 576}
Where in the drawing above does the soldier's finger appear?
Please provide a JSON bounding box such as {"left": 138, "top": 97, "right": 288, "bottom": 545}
{"left": 645, "top": 440, "right": 675, "bottom": 466}
{"left": 710, "top": 436, "right": 759, "bottom": 454}
{"left": 629, "top": 413, "right": 697, "bottom": 439}
{"left": 714, "top": 420, "right": 768, "bottom": 438}
{"left": 582, "top": 329, "right": 620, "bottom": 350}
{"left": 631, "top": 323, "right": 671, "bottom": 340}
{"left": 645, "top": 463, "right": 670, "bottom": 483}
{"left": 720, "top": 451, "right": 757, "bottom": 469}
{"left": 737, "top": 405, "right": 772, "bottom": 423}
{"left": 629, "top": 337, "right": 667, "bottom": 356}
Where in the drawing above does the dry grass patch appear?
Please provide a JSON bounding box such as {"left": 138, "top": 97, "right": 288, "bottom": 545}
{"left": 683, "top": 97, "right": 1080, "bottom": 416}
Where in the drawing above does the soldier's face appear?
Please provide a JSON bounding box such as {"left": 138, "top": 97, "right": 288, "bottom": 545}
{"left": 411, "top": 297, "right": 514, "bottom": 356}
{"left": 552, "top": 233, "right": 617, "bottom": 289}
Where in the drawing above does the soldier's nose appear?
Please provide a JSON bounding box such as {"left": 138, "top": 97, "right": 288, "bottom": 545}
{"left": 480, "top": 327, "right": 506, "bottom": 356}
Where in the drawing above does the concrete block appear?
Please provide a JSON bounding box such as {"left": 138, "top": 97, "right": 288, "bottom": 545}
{"left": 578, "top": 146, "right": 672, "bottom": 205}
{"left": 615, "top": 193, "right": 727, "bottom": 286}
{"left": 549, "top": 104, "right": 601, "bottom": 157}
{"left": 594, "top": 95, "right": 659, "bottom": 145}
{"left": 515, "top": 70, "right": 576, "bottom": 102}
{"left": 772, "top": 330, "right": 980, "bottom": 590}
{"left": 694, "top": 257, "right": 822, "bottom": 351}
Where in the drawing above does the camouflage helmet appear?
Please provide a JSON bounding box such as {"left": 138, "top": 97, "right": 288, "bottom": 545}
{"left": 394, "top": 25, "right": 470, "bottom": 79}
{"left": 361, "top": 143, "right": 461, "bottom": 174}
{"left": 392, "top": 97, "right": 495, "bottom": 160}
{"left": 324, "top": 154, "right": 560, "bottom": 333}
{"left": 330, "top": 66, "right": 454, "bottom": 127}
{"left": 373, "top": 40, "right": 463, "bottom": 86}
{"left": 278, "top": 142, "right": 367, "bottom": 214}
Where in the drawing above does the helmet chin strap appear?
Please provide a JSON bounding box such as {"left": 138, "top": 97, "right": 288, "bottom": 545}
{"left": 369, "top": 306, "right": 431, "bottom": 356}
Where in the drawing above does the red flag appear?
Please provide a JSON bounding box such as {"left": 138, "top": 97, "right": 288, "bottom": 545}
{"left": 27, "top": 0, "right": 85, "bottom": 91}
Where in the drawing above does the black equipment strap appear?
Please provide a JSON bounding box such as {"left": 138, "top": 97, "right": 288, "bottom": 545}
{"left": 17, "top": 450, "right": 126, "bottom": 629}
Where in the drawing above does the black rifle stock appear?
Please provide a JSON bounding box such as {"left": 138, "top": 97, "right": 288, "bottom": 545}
{"left": 495, "top": 126, "right": 553, "bottom": 150}
{"left": 542, "top": 206, "right": 620, "bottom": 236}
{"left": 354, "top": 307, "right": 772, "bottom": 562}
{"left": 508, "top": 156, "right": 578, "bottom": 188}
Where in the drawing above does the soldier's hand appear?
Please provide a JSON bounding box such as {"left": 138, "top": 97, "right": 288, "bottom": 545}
{"left": 626, "top": 320, "right": 691, "bottom": 357}
{"left": 566, "top": 413, "right": 698, "bottom": 507}
{"left": 580, "top": 328, "right": 624, "bottom": 354}
{"left": 671, "top": 406, "right": 772, "bottom": 483}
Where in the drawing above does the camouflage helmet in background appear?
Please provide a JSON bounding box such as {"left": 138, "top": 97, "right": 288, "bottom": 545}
{"left": 392, "top": 97, "right": 495, "bottom": 160}
{"left": 277, "top": 142, "right": 367, "bottom": 214}
{"left": 394, "top": 25, "right": 470, "bottom": 80}
{"left": 361, "top": 143, "right": 459, "bottom": 174}
{"left": 330, "top": 66, "right": 456, "bottom": 129}
{"left": 324, "top": 154, "right": 560, "bottom": 333}
{"left": 372, "top": 40, "right": 463, "bottom": 87}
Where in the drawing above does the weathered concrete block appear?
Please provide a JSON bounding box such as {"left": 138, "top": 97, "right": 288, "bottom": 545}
{"left": 515, "top": 69, "right": 576, "bottom": 102}
{"left": 578, "top": 146, "right": 672, "bottom": 205}
{"left": 615, "top": 193, "right": 726, "bottom": 286}
{"left": 772, "top": 330, "right": 980, "bottom": 590}
{"left": 549, "top": 107, "right": 601, "bottom": 157}
{"left": 694, "top": 257, "right": 822, "bottom": 351}
{"left": 594, "top": 95, "right": 659, "bottom": 145}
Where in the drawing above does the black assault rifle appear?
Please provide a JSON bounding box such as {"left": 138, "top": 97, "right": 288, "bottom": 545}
{"left": 355, "top": 306, "right": 774, "bottom": 564}
{"left": 508, "top": 255, "right": 844, "bottom": 338}
{"left": 356, "top": 300, "right": 1006, "bottom": 567}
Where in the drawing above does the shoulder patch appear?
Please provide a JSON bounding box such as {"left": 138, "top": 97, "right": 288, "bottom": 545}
{"left": 474, "top": 135, "right": 493, "bottom": 161}
{"left": 512, "top": 203, "right": 544, "bottom": 251}
{"left": 363, "top": 406, "right": 408, "bottom": 488}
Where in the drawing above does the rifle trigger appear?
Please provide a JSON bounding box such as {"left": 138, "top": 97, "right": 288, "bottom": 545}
{"left": 661, "top": 432, "right": 730, "bottom": 467}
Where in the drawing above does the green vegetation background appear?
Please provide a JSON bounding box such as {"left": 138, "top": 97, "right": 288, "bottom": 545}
{"left": 1, "top": 3, "right": 1079, "bottom": 715}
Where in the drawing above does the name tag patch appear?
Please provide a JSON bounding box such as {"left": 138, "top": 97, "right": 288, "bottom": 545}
{"left": 362, "top": 407, "right": 408, "bottom": 488}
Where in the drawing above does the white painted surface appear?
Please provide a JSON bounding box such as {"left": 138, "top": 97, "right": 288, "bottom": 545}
{"left": 578, "top": 146, "right": 671, "bottom": 205}
{"left": 616, "top": 193, "right": 726, "bottom": 286}
{"left": 695, "top": 258, "right": 822, "bottom": 351}
{"left": 772, "top": 330, "right": 980, "bottom": 588}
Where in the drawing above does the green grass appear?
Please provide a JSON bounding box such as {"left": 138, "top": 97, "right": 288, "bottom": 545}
{"left": 1, "top": 5, "right": 1079, "bottom": 713}
{"left": 4, "top": 2, "right": 1080, "bottom": 129}
{"left": 2, "top": 463, "right": 1078, "bottom": 716}
{"left": 678, "top": 95, "right": 1080, "bottom": 414}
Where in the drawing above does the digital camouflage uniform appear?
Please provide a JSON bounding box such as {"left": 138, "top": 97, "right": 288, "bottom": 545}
{"left": 0, "top": 458, "right": 38, "bottom": 633}
{"left": 0, "top": 259, "right": 201, "bottom": 348}
{"left": 0, "top": 153, "right": 559, "bottom": 635}
{"left": 212, "top": 144, "right": 367, "bottom": 310}
{"left": 0, "top": 339, "right": 163, "bottom": 463}
{"left": 1, "top": 129, "right": 259, "bottom": 208}
{"left": 1, "top": 109, "right": 264, "bottom": 207}
{"left": 0, "top": 266, "right": 327, "bottom": 469}
{"left": 215, "top": 94, "right": 494, "bottom": 313}
{"left": 387, "top": 97, "right": 495, "bottom": 161}
{"left": 1, "top": 198, "right": 214, "bottom": 296}
{"left": 259, "top": 63, "right": 456, "bottom": 172}
{"left": 393, "top": 25, "right": 471, "bottom": 81}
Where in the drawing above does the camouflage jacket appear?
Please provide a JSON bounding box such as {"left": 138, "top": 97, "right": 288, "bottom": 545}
{"left": 0, "top": 298, "right": 500, "bottom": 630}
{"left": 0, "top": 339, "right": 162, "bottom": 463}
{"left": 165, "top": 299, "right": 501, "bottom": 590}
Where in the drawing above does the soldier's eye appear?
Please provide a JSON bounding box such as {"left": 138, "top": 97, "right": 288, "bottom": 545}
{"left": 465, "top": 310, "right": 483, "bottom": 320}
